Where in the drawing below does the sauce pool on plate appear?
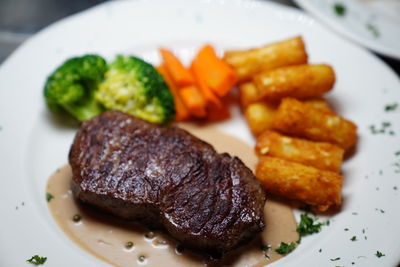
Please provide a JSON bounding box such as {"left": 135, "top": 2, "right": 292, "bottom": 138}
{"left": 46, "top": 124, "right": 299, "bottom": 267}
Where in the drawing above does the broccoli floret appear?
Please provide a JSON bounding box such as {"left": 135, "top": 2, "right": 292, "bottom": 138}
{"left": 44, "top": 55, "right": 107, "bottom": 121}
{"left": 96, "top": 55, "right": 175, "bottom": 124}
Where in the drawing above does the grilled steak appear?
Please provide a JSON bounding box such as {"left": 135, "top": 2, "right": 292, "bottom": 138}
{"left": 69, "top": 110, "right": 266, "bottom": 254}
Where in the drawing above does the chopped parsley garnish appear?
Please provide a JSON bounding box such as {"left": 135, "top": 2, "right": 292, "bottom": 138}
{"left": 375, "top": 251, "right": 385, "bottom": 258}
{"left": 385, "top": 103, "right": 398, "bottom": 112}
{"left": 350, "top": 236, "right": 357, "bottom": 241}
{"left": 367, "top": 23, "right": 380, "bottom": 38}
{"left": 375, "top": 208, "right": 385, "bottom": 213}
{"left": 27, "top": 255, "right": 47, "bottom": 265}
{"left": 394, "top": 162, "right": 400, "bottom": 173}
{"left": 46, "top": 193, "right": 54, "bottom": 202}
{"left": 296, "top": 213, "right": 326, "bottom": 236}
{"left": 261, "top": 244, "right": 271, "bottom": 259}
{"left": 369, "top": 121, "right": 394, "bottom": 135}
{"left": 260, "top": 244, "right": 271, "bottom": 251}
{"left": 333, "top": 3, "right": 346, "bottom": 16}
{"left": 330, "top": 257, "right": 341, "bottom": 261}
{"left": 275, "top": 242, "right": 296, "bottom": 255}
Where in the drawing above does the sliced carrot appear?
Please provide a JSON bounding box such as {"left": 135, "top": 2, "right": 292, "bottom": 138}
{"left": 157, "top": 65, "right": 191, "bottom": 122}
{"left": 159, "top": 48, "right": 195, "bottom": 87}
{"left": 179, "top": 85, "right": 207, "bottom": 118}
{"left": 193, "top": 45, "right": 238, "bottom": 97}
{"left": 206, "top": 103, "right": 231, "bottom": 122}
{"left": 190, "top": 60, "right": 222, "bottom": 109}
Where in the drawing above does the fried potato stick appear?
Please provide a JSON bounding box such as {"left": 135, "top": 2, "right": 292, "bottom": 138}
{"left": 224, "top": 36, "right": 308, "bottom": 82}
{"left": 244, "top": 102, "right": 277, "bottom": 136}
{"left": 302, "top": 97, "right": 331, "bottom": 111}
{"left": 253, "top": 64, "right": 335, "bottom": 101}
{"left": 273, "top": 98, "right": 357, "bottom": 150}
{"left": 244, "top": 97, "right": 332, "bottom": 136}
{"left": 256, "top": 130, "right": 344, "bottom": 172}
{"left": 256, "top": 156, "right": 343, "bottom": 211}
{"left": 239, "top": 82, "right": 261, "bottom": 108}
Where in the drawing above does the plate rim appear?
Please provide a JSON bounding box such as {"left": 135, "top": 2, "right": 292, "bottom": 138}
{"left": 1, "top": 0, "right": 400, "bottom": 267}
{"left": 294, "top": 0, "right": 400, "bottom": 59}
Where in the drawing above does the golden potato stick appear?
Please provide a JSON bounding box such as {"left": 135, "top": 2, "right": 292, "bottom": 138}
{"left": 239, "top": 81, "right": 332, "bottom": 110}
{"left": 256, "top": 156, "right": 343, "bottom": 211}
{"left": 253, "top": 64, "right": 335, "bottom": 101}
{"left": 239, "top": 82, "right": 261, "bottom": 108}
{"left": 273, "top": 98, "right": 357, "bottom": 150}
{"left": 302, "top": 97, "right": 331, "bottom": 112}
{"left": 243, "top": 98, "right": 331, "bottom": 136}
{"left": 244, "top": 102, "right": 277, "bottom": 136}
{"left": 223, "top": 36, "right": 308, "bottom": 82}
{"left": 255, "top": 130, "right": 344, "bottom": 172}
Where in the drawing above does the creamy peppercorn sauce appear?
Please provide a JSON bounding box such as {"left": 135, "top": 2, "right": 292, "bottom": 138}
{"left": 47, "top": 123, "right": 298, "bottom": 266}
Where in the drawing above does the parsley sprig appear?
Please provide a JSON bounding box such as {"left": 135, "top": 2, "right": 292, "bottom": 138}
{"left": 275, "top": 242, "right": 296, "bottom": 255}
{"left": 46, "top": 193, "right": 54, "bottom": 202}
{"left": 333, "top": 3, "right": 346, "bottom": 16}
{"left": 27, "top": 255, "right": 47, "bottom": 265}
{"left": 385, "top": 103, "right": 398, "bottom": 112}
{"left": 296, "top": 213, "right": 327, "bottom": 237}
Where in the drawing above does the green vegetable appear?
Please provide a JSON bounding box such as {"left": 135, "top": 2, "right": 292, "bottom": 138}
{"left": 385, "top": 102, "right": 398, "bottom": 112}
{"left": 44, "top": 55, "right": 107, "bottom": 121}
{"left": 125, "top": 241, "right": 134, "bottom": 249}
{"left": 367, "top": 23, "right": 380, "bottom": 38}
{"left": 296, "top": 213, "right": 324, "bottom": 236}
{"left": 27, "top": 255, "right": 47, "bottom": 265}
{"left": 375, "top": 251, "right": 385, "bottom": 258}
{"left": 46, "top": 193, "right": 54, "bottom": 202}
{"left": 275, "top": 242, "right": 296, "bottom": 255}
{"left": 96, "top": 55, "right": 175, "bottom": 124}
{"left": 369, "top": 121, "right": 394, "bottom": 135}
{"left": 333, "top": 3, "right": 346, "bottom": 16}
{"left": 72, "top": 214, "right": 82, "bottom": 223}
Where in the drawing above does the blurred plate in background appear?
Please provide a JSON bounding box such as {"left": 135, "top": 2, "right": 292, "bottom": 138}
{"left": 295, "top": 0, "right": 400, "bottom": 59}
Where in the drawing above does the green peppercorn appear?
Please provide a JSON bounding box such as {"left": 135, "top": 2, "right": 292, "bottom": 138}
{"left": 72, "top": 214, "right": 81, "bottom": 223}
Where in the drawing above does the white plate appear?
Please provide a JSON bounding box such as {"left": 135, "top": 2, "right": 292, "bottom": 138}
{"left": 295, "top": 0, "right": 400, "bottom": 59}
{"left": 1, "top": 0, "right": 400, "bottom": 266}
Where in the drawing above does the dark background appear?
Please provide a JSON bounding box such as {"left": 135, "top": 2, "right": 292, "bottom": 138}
{"left": 0, "top": 0, "right": 398, "bottom": 76}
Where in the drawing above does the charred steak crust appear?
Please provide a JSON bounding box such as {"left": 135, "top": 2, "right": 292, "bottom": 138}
{"left": 69, "top": 110, "right": 266, "bottom": 254}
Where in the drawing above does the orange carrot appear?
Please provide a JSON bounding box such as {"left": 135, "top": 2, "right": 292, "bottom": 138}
{"left": 190, "top": 60, "right": 222, "bottom": 109}
{"left": 159, "top": 48, "right": 195, "bottom": 87}
{"left": 206, "top": 103, "right": 231, "bottom": 122}
{"left": 193, "top": 45, "right": 238, "bottom": 97}
{"left": 157, "top": 65, "right": 191, "bottom": 122}
{"left": 179, "top": 85, "right": 207, "bottom": 118}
